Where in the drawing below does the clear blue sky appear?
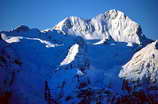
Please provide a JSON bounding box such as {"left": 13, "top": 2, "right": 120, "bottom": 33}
{"left": 0, "top": 0, "right": 158, "bottom": 39}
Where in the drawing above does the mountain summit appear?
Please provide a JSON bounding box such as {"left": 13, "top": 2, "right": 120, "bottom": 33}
{"left": 53, "top": 10, "right": 149, "bottom": 45}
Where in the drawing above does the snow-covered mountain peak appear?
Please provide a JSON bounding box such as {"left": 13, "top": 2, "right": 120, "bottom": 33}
{"left": 52, "top": 10, "right": 149, "bottom": 45}
{"left": 105, "top": 9, "right": 123, "bottom": 14}
{"left": 103, "top": 9, "right": 125, "bottom": 19}
{"left": 13, "top": 25, "right": 30, "bottom": 32}
{"left": 53, "top": 16, "right": 87, "bottom": 35}
{"left": 119, "top": 40, "right": 158, "bottom": 85}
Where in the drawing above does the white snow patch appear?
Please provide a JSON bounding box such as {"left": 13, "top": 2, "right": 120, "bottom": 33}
{"left": 127, "top": 42, "right": 133, "bottom": 47}
{"left": 1, "top": 33, "right": 23, "bottom": 43}
{"left": 77, "top": 69, "right": 84, "bottom": 76}
{"left": 1, "top": 34, "right": 61, "bottom": 48}
{"left": 93, "top": 39, "right": 107, "bottom": 45}
{"left": 60, "top": 44, "right": 79, "bottom": 66}
{"left": 25, "top": 37, "right": 62, "bottom": 48}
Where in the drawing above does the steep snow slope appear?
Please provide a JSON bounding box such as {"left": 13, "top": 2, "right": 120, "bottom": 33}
{"left": 53, "top": 9, "right": 150, "bottom": 45}
{"left": 59, "top": 37, "right": 89, "bottom": 70}
{"left": 119, "top": 40, "right": 158, "bottom": 85}
{"left": 0, "top": 27, "right": 89, "bottom": 104}
{"left": 60, "top": 44, "right": 79, "bottom": 65}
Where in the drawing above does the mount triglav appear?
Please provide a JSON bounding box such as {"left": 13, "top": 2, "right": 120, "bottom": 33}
{"left": 0, "top": 10, "right": 157, "bottom": 104}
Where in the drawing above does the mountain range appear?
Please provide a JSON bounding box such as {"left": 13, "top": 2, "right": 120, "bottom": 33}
{"left": 0, "top": 9, "right": 157, "bottom": 104}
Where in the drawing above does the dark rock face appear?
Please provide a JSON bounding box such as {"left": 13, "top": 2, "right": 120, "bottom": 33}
{"left": 155, "top": 41, "right": 158, "bottom": 49}
{"left": 116, "top": 90, "right": 158, "bottom": 104}
{"left": 118, "top": 79, "right": 158, "bottom": 104}
{"left": 0, "top": 92, "right": 12, "bottom": 104}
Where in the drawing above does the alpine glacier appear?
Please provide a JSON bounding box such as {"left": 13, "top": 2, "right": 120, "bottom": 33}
{"left": 0, "top": 10, "right": 157, "bottom": 104}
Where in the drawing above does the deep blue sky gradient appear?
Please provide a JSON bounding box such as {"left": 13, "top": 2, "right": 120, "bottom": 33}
{"left": 0, "top": 0, "right": 158, "bottom": 39}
